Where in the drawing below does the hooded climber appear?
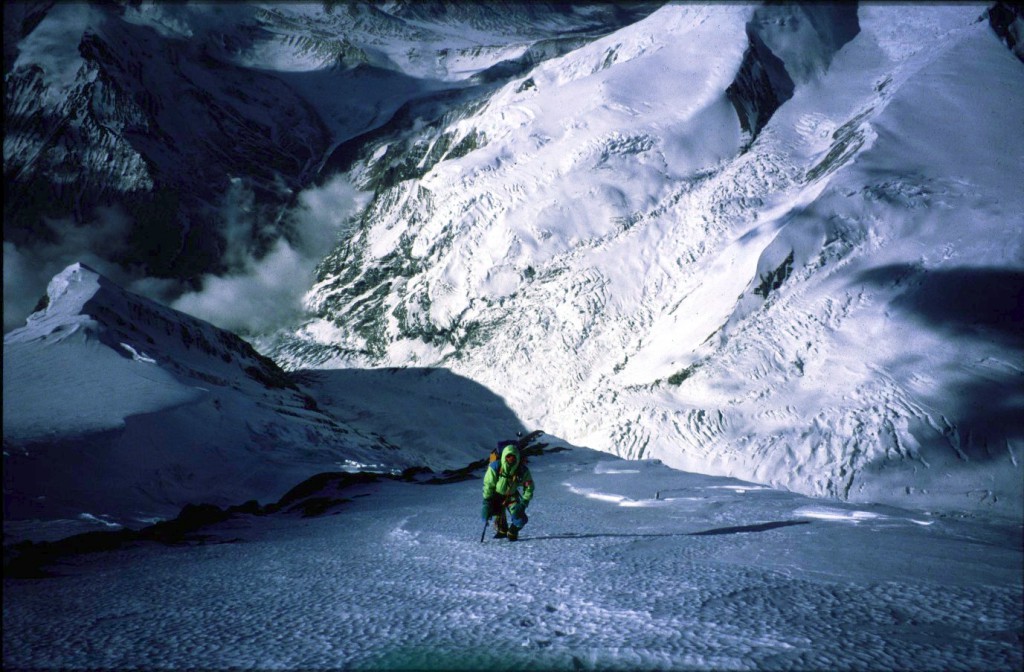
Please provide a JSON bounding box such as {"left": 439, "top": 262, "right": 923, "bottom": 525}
{"left": 481, "top": 442, "right": 534, "bottom": 541}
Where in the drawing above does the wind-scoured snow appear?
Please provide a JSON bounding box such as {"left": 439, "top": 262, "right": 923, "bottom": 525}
{"left": 4, "top": 445, "right": 1021, "bottom": 670}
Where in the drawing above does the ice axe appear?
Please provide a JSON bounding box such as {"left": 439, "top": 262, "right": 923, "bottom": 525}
{"left": 480, "top": 515, "right": 490, "bottom": 543}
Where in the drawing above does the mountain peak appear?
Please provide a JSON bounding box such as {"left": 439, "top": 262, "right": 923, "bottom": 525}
{"left": 4, "top": 262, "right": 108, "bottom": 345}
{"left": 6, "top": 262, "right": 298, "bottom": 398}
{"left": 44, "top": 260, "right": 103, "bottom": 308}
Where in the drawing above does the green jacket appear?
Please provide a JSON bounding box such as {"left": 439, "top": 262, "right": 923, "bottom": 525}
{"left": 483, "top": 443, "right": 534, "bottom": 505}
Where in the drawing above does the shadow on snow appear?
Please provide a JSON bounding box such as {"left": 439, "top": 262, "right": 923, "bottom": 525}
{"left": 520, "top": 520, "right": 811, "bottom": 543}
{"left": 854, "top": 264, "right": 1024, "bottom": 448}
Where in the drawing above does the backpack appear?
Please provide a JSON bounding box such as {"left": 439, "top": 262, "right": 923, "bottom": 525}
{"left": 491, "top": 436, "right": 532, "bottom": 463}
{"left": 488, "top": 430, "right": 545, "bottom": 480}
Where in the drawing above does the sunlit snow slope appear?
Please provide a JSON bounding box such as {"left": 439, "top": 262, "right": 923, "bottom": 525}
{"left": 281, "top": 4, "right": 1024, "bottom": 517}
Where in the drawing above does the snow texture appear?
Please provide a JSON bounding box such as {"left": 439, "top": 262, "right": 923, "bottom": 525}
{"left": 3, "top": 6, "right": 1024, "bottom": 668}
{"left": 4, "top": 445, "right": 1022, "bottom": 670}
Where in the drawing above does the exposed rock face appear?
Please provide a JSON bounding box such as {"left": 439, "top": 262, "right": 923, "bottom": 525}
{"left": 727, "top": 27, "right": 795, "bottom": 147}
{"left": 727, "top": 4, "right": 860, "bottom": 147}
{"left": 988, "top": 1, "right": 1024, "bottom": 62}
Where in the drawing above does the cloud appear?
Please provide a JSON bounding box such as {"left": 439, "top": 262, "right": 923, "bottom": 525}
{"left": 4, "top": 175, "right": 370, "bottom": 337}
{"left": 289, "top": 173, "right": 370, "bottom": 255}
{"left": 171, "top": 240, "right": 313, "bottom": 334}
{"left": 4, "top": 242, "right": 47, "bottom": 332}
{"left": 170, "top": 175, "right": 370, "bottom": 335}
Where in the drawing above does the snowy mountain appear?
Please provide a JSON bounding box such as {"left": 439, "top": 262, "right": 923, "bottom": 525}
{"left": 3, "top": 0, "right": 658, "bottom": 327}
{"left": 2, "top": 6, "right": 1023, "bottom": 668}
{"left": 269, "top": 2, "right": 1024, "bottom": 518}
{"left": 3, "top": 262, "right": 527, "bottom": 535}
{"left": 4, "top": 1, "right": 1024, "bottom": 537}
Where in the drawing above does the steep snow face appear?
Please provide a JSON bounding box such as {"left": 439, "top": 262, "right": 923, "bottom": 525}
{"left": 290, "top": 3, "right": 753, "bottom": 362}
{"left": 283, "top": 4, "right": 1024, "bottom": 517}
{"left": 4, "top": 264, "right": 202, "bottom": 439}
{"left": 5, "top": 263, "right": 307, "bottom": 434}
{"left": 2, "top": 264, "right": 414, "bottom": 527}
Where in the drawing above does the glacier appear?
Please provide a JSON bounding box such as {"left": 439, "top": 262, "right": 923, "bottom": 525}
{"left": 4, "top": 1, "right": 1022, "bottom": 524}
{"left": 271, "top": 3, "right": 1024, "bottom": 517}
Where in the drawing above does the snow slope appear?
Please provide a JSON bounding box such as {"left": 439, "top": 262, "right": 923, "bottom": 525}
{"left": 278, "top": 4, "right": 1024, "bottom": 518}
{"left": 4, "top": 444, "right": 1021, "bottom": 670}
{"left": 3, "top": 2, "right": 1021, "bottom": 549}
{"left": 3, "top": 263, "right": 484, "bottom": 533}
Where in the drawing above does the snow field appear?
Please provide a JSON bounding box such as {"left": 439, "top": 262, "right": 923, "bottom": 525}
{"left": 5, "top": 447, "right": 1020, "bottom": 670}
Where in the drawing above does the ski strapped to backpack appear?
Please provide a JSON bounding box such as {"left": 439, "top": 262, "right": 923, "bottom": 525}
{"left": 487, "top": 430, "right": 542, "bottom": 467}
